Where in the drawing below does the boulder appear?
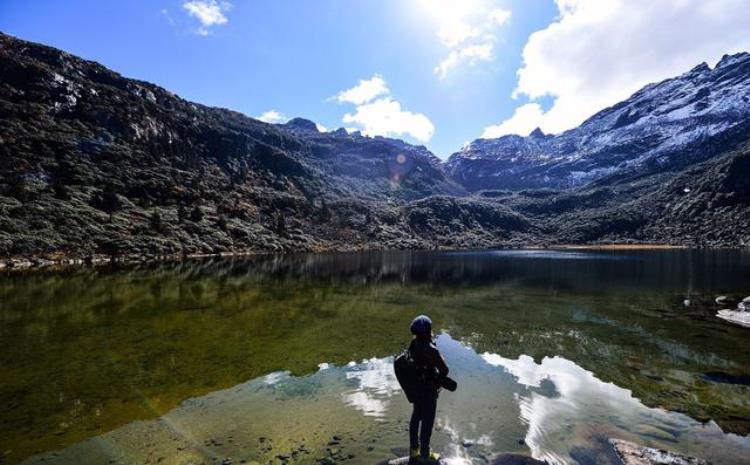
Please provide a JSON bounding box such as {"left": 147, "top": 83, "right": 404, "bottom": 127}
{"left": 717, "top": 309, "right": 750, "bottom": 328}
{"left": 609, "top": 438, "right": 709, "bottom": 465}
{"left": 491, "top": 454, "right": 549, "bottom": 465}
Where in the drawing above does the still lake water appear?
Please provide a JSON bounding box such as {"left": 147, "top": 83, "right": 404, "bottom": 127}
{"left": 1, "top": 249, "right": 750, "bottom": 465}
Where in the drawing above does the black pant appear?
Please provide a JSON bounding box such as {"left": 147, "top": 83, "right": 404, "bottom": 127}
{"left": 409, "top": 389, "right": 437, "bottom": 457}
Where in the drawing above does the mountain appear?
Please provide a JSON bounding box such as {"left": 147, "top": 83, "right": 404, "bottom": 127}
{"left": 0, "top": 31, "right": 749, "bottom": 264}
{"left": 275, "top": 117, "right": 464, "bottom": 201}
{"left": 0, "top": 32, "right": 482, "bottom": 261}
{"left": 502, "top": 121, "right": 750, "bottom": 246}
{"left": 447, "top": 53, "right": 750, "bottom": 191}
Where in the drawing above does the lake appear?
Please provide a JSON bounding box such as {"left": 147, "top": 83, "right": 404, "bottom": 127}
{"left": 1, "top": 249, "right": 749, "bottom": 465}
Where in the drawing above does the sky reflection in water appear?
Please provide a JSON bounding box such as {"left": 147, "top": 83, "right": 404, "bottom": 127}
{"left": 5, "top": 249, "right": 750, "bottom": 465}
{"left": 26, "top": 333, "right": 749, "bottom": 465}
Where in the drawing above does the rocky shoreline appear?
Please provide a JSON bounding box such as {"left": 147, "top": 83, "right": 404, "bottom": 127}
{"left": 0, "top": 242, "right": 724, "bottom": 272}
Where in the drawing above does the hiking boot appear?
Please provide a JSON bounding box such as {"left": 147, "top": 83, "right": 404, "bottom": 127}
{"left": 417, "top": 451, "right": 440, "bottom": 463}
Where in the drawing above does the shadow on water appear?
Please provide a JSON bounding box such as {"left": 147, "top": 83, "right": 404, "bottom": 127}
{"left": 1, "top": 249, "right": 750, "bottom": 464}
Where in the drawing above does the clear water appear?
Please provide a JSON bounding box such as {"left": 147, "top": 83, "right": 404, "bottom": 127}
{"left": 1, "top": 249, "right": 749, "bottom": 465}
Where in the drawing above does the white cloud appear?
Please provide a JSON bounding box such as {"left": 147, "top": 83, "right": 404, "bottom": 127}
{"left": 257, "top": 111, "right": 327, "bottom": 131}
{"left": 256, "top": 109, "right": 288, "bottom": 124}
{"left": 342, "top": 357, "right": 401, "bottom": 418}
{"left": 160, "top": 8, "right": 176, "bottom": 26}
{"left": 437, "top": 21, "right": 481, "bottom": 48}
{"left": 431, "top": 5, "right": 512, "bottom": 78}
{"left": 182, "top": 0, "right": 231, "bottom": 35}
{"left": 486, "top": 0, "right": 750, "bottom": 137}
{"left": 342, "top": 98, "right": 435, "bottom": 143}
{"left": 487, "top": 8, "right": 512, "bottom": 26}
{"left": 434, "top": 43, "right": 494, "bottom": 78}
{"left": 481, "top": 103, "right": 544, "bottom": 138}
{"left": 334, "top": 75, "right": 389, "bottom": 105}
{"left": 334, "top": 75, "right": 435, "bottom": 142}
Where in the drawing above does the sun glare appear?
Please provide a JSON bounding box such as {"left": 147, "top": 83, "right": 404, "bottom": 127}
{"left": 419, "top": 0, "right": 489, "bottom": 23}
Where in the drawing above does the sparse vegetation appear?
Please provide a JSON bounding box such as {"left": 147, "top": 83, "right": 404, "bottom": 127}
{"left": 0, "top": 32, "right": 748, "bottom": 265}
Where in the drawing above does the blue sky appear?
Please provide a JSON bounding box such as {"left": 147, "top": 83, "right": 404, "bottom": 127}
{"left": 2, "top": 1, "right": 750, "bottom": 158}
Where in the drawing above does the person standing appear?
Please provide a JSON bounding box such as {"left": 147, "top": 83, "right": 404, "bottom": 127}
{"left": 407, "top": 315, "right": 449, "bottom": 463}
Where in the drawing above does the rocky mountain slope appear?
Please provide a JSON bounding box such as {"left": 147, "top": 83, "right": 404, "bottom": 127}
{"left": 0, "top": 32, "right": 748, "bottom": 263}
{"left": 0, "top": 32, "right": 480, "bottom": 260}
{"left": 276, "top": 117, "right": 463, "bottom": 201}
{"left": 448, "top": 53, "right": 750, "bottom": 191}
{"left": 502, "top": 123, "right": 750, "bottom": 246}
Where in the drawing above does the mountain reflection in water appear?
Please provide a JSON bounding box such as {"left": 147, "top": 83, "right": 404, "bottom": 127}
{"left": 2, "top": 249, "right": 750, "bottom": 464}
{"left": 23, "top": 334, "right": 750, "bottom": 465}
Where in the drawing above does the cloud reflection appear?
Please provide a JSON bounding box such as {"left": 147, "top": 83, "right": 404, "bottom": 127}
{"left": 341, "top": 357, "right": 401, "bottom": 418}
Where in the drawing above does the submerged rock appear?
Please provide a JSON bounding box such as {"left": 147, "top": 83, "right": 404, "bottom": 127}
{"left": 609, "top": 438, "right": 709, "bottom": 465}
{"left": 490, "top": 454, "right": 548, "bottom": 465}
{"left": 717, "top": 309, "right": 750, "bottom": 328}
{"left": 702, "top": 371, "right": 750, "bottom": 385}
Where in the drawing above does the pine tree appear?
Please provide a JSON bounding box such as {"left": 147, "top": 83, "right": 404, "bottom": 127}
{"left": 217, "top": 215, "right": 228, "bottom": 231}
{"left": 274, "top": 211, "right": 286, "bottom": 237}
{"left": 177, "top": 205, "right": 187, "bottom": 223}
{"left": 6, "top": 172, "right": 29, "bottom": 202}
{"left": 150, "top": 211, "right": 163, "bottom": 233}
{"left": 189, "top": 205, "right": 203, "bottom": 222}
{"left": 53, "top": 179, "right": 71, "bottom": 200}
{"left": 98, "top": 187, "right": 122, "bottom": 222}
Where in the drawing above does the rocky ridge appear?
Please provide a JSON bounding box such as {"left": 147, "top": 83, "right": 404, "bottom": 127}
{"left": 447, "top": 53, "right": 750, "bottom": 191}
{"left": 1, "top": 32, "right": 749, "bottom": 264}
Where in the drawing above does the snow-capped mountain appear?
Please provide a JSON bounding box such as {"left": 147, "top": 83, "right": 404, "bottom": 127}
{"left": 447, "top": 52, "right": 750, "bottom": 191}
{"left": 1, "top": 30, "right": 749, "bottom": 258}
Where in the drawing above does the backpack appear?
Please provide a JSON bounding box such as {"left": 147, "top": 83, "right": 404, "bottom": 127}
{"left": 394, "top": 349, "right": 420, "bottom": 403}
{"left": 393, "top": 342, "right": 432, "bottom": 403}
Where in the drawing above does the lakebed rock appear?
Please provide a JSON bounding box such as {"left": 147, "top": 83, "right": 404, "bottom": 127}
{"left": 490, "top": 454, "right": 549, "bottom": 465}
{"left": 609, "top": 438, "right": 709, "bottom": 465}
{"left": 717, "top": 309, "right": 750, "bottom": 328}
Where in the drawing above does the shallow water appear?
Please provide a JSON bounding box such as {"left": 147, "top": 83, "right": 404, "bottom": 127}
{"left": 2, "top": 249, "right": 750, "bottom": 465}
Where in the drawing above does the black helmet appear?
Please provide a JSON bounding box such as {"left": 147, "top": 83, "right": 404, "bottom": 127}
{"left": 410, "top": 314, "right": 432, "bottom": 336}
